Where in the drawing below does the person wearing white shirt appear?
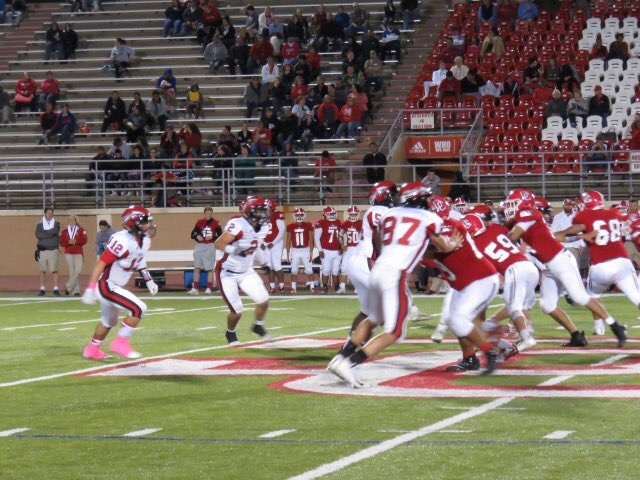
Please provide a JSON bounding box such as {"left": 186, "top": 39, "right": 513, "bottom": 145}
{"left": 450, "top": 56, "right": 469, "bottom": 81}
{"left": 423, "top": 61, "right": 448, "bottom": 98}
{"left": 551, "top": 199, "right": 586, "bottom": 269}
{"left": 260, "top": 56, "right": 280, "bottom": 85}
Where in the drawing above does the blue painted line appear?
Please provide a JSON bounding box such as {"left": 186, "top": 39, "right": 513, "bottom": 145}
{"left": 5, "top": 433, "right": 640, "bottom": 447}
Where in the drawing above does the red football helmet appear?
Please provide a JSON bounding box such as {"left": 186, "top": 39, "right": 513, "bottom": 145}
{"left": 429, "top": 195, "right": 451, "bottom": 219}
{"left": 615, "top": 199, "right": 629, "bottom": 214}
{"left": 368, "top": 180, "right": 397, "bottom": 206}
{"left": 323, "top": 206, "right": 337, "bottom": 221}
{"left": 239, "top": 195, "right": 259, "bottom": 212}
{"left": 293, "top": 207, "right": 306, "bottom": 222}
{"left": 504, "top": 189, "right": 536, "bottom": 220}
{"left": 535, "top": 197, "right": 551, "bottom": 214}
{"left": 398, "top": 181, "right": 432, "bottom": 209}
{"left": 267, "top": 199, "right": 278, "bottom": 211}
{"left": 461, "top": 213, "right": 486, "bottom": 237}
{"left": 581, "top": 190, "right": 604, "bottom": 210}
{"left": 453, "top": 197, "right": 467, "bottom": 213}
{"left": 121, "top": 205, "right": 153, "bottom": 236}
{"left": 241, "top": 196, "right": 269, "bottom": 227}
{"left": 445, "top": 197, "right": 453, "bottom": 205}
{"left": 468, "top": 204, "right": 493, "bottom": 222}
{"left": 347, "top": 205, "right": 360, "bottom": 221}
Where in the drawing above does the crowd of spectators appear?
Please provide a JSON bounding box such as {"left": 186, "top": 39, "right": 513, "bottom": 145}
{"left": 0, "top": 0, "right": 27, "bottom": 27}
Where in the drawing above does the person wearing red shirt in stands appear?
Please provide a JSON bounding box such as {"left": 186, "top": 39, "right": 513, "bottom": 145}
{"left": 305, "top": 46, "right": 321, "bottom": 80}
{"left": 317, "top": 95, "right": 340, "bottom": 136}
{"left": 590, "top": 34, "right": 608, "bottom": 60}
{"left": 439, "top": 38, "right": 459, "bottom": 65}
{"left": 201, "top": 0, "right": 222, "bottom": 28}
{"left": 248, "top": 33, "right": 274, "bottom": 73}
{"left": 437, "top": 70, "right": 461, "bottom": 100}
{"left": 38, "top": 71, "right": 60, "bottom": 111}
{"left": 315, "top": 150, "right": 336, "bottom": 191}
{"left": 532, "top": 78, "right": 554, "bottom": 105}
{"left": 177, "top": 122, "right": 202, "bottom": 156}
{"left": 250, "top": 120, "right": 273, "bottom": 156}
{"left": 334, "top": 96, "right": 362, "bottom": 138}
{"left": 59, "top": 214, "right": 88, "bottom": 296}
{"left": 281, "top": 36, "right": 301, "bottom": 66}
{"left": 290, "top": 76, "right": 307, "bottom": 101}
{"left": 15, "top": 72, "right": 37, "bottom": 112}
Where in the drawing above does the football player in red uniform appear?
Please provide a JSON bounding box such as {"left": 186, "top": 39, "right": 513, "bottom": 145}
{"left": 506, "top": 189, "right": 626, "bottom": 347}
{"left": 556, "top": 191, "right": 638, "bottom": 335}
{"left": 453, "top": 197, "right": 467, "bottom": 214}
{"left": 263, "top": 199, "right": 286, "bottom": 293}
{"left": 314, "top": 206, "right": 343, "bottom": 293}
{"left": 337, "top": 205, "right": 362, "bottom": 293}
{"left": 285, "top": 207, "right": 315, "bottom": 293}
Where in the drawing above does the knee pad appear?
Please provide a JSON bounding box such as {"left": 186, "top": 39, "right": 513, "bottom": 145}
{"left": 447, "top": 314, "right": 474, "bottom": 338}
{"left": 509, "top": 308, "right": 524, "bottom": 321}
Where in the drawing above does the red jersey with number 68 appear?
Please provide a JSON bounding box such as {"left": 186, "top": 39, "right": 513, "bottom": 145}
{"left": 376, "top": 207, "right": 442, "bottom": 272}
{"left": 434, "top": 218, "right": 497, "bottom": 291}
{"left": 511, "top": 208, "right": 563, "bottom": 263}
{"left": 473, "top": 223, "right": 529, "bottom": 275}
{"left": 341, "top": 219, "right": 362, "bottom": 248}
{"left": 573, "top": 208, "right": 627, "bottom": 265}
{"left": 314, "top": 219, "right": 342, "bottom": 250}
{"left": 286, "top": 221, "right": 313, "bottom": 248}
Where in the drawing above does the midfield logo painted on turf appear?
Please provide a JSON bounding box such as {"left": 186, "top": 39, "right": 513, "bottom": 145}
{"left": 81, "top": 343, "right": 640, "bottom": 399}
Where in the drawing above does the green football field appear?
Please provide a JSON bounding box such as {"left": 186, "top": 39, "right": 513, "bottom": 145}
{"left": 1, "top": 292, "right": 640, "bottom": 480}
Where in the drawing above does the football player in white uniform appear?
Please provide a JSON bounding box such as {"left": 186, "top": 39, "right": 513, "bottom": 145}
{"left": 215, "top": 196, "right": 272, "bottom": 344}
{"left": 81, "top": 206, "right": 158, "bottom": 360}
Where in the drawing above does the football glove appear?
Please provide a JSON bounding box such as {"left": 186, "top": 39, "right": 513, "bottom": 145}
{"left": 81, "top": 287, "right": 97, "bottom": 305}
{"left": 146, "top": 279, "right": 158, "bottom": 295}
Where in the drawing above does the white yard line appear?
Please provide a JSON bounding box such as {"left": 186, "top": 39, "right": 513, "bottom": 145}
{"left": 0, "top": 326, "right": 349, "bottom": 389}
{"left": 57, "top": 327, "right": 76, "bottom": 331}
{"left": 195, "top": 326, "right": 218, "bottom": 331}
{"left": 122, "top": 428, "right": 162, "bottom": 437}
{"left": 0, "top": 299, "right": 64, "bottom": 308}
{"left": 439, "top": 406, "right": 526, "bottom": 411}
{"left": 258, "top": 429, "right": 296, "bottom": 438}
{"left": 0, "top": 428, "right": 30, "bottom": 437}
{"left": 537, "top": 376, "right": 574, "bottom": 387}
{"left": 543, "top": 430, "right": 575, "bottom": 440}
{"left": 592, "top": 354, "right": 628, "bottom": 366}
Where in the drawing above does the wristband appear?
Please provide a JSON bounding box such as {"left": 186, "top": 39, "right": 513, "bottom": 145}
{"left": 140, "top": 269, "right": 152, "bottom": 282}
{"left": 88, "top": 282, "right": 97, "bottom": 289}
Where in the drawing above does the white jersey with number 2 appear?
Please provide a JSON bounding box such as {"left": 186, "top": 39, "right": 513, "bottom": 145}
{"left": 218, "top": 216, "right": 262, "bottom": 273}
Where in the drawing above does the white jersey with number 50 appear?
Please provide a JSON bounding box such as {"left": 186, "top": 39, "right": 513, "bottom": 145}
{"left": 376, "top": 207, "right": 442, "bottom": 271}
{"left": 218, "top": 216, "right": 262, "bottom": 273}
{"left": 102, "top": 230, "right": 151, "bottom": 286}
{"left": 358, "top": 205, "right": 390, "bottom": 258}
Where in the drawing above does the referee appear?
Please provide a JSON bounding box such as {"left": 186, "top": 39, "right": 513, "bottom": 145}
{"left": 189, "top": 207, "right": 222, "bottom": 295}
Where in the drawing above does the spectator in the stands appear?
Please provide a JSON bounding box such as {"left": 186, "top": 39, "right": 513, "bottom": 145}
{"left": 450, "top": 56, "right": 469, "bottom": 81}
{"left": 123, "top": 145, "right": 146, "bottom": 195}
{"left": 628, "top": 114, "right": 640, "bottom": 149}
{"left": 345, "top": 2, "right": 369, "bottom": 37}
{"left": 258, "top": 5, "right": 274, "bottom": 31}
{"left": 481, "top": 28, "right": 504, "bottom": 60}
{"left": 315, "top": 75, "right": 329, "bottom": 98}
{"left": 44, "top": 21, "right": 63, "bottom": 63}
{"left": 185, "top": 84, "right": 203, "bottom": 119}
{"left": 14, "top": 72, "right": 37, "bottom": 112}
{"left": 545, "top": 89, "right": 568, "bottom": 119}
{"left": 501, "top": 75, "right": 520, "bottom": 97}
{"left": 51, "top": 103, "right": 76, "bottom": 145}
{"left": 287, "top": 13, "right": 305, "bottom": 44}
{"left": 318, "top": 13, "right": 340, "bottom": 52}
{"left": 607, "top": 33, "right": 630, "bottom": 63}
{"left": 523, "top": 57, "right": 541, "bottom": 84}
{"left": 362, "top": 141, "right": 386, "bottom": 183}
{"left": 277, "top": 106, "right": 299, "bottom": 150}
{"left": 109, "top": 38, "right": 134, "bottom": 79}
{"left": 108, "top": 136, "right": 131, "bottom": 159}
{"left": 278, "top": 64, "right": 294, "bottom": 92}
{"left": 342, "top": 50, "right": 361, "bottom": 74}
{"left": 291, "top": 76, "right": 307, "bottom": 101}
{"left": 160, "top": 124, "right": 180, "bottom": 158}
{"left": 517, "top": 0, "right": 538, "bottom": 21}
{"left": 317, "top": 94, "right": 340, "bottom": 136}
{"left": 178, "top": 122, "right": 202, "bottom": 156}
{"left": 478, "top": 0, "right": 497, "bottom": 27}
{"left": 248, "top": 33, "right": 273, "bottom": 73}
{"left": 6, "top": 0, "right": 27, "bottom": 27}
{"left": 350, "top": 84, "right": 370, "bottom": 125}
{"left": 204, "top": 35, "right": 230, "bottom": 73}
{"left": 147, "top": 90, "right": 168, "bottom": 131}
{"left": 281, "top": 35, "right": 301, "bottom": 66}
{"left": 437, "top": 70, "right": 461, "bottom": 100}
{"left": 163, "top": 0, "right": 184, "bottom": 37}
{"left": 448, "top": 171, "right": 471, "bottom": 202}
{"left": 38, "top": 71, "right": 60, "bottom": 111}
{"left": 266, "top": 76, "right": 286, "bottom": 112}
{"left": 234, "top": 144, "right": 256, "bottom": 195}
{"left": 532, "top": 78, "right": 554, "bottom": 105}
{"left": 423, "top": 61, "right": 448, "bottom": 98}
{"left": 180, "top": 0, "right": 203, "bottom": 35}
{"left": 236, "top": 121, "right": 252, "bottom": 146}
{"left": 260, "top": 56, "right": 279, "bottom": 85}
{"left": 450, "top": 25, "right": 465, "bottom": 56}
{"left": 335, "top": 5, "right": 349, "bottom": 36}
{"left": 584, "top": 135, "right": 611, "bottom": 173}
{"left": 229, "top": 35, "right": 249, "bottom": 75}
{"left": 242, "top": 4, "right": 258, "bottom": 36}
{"left": 100, "top": 90, "right": 126, "bottom": 132}
{"left": 567, "top": 89, "right": 589, "bottom": 127}
{"left": 384, "top": 0, "right": 396, "bottom": 24}
{"left": 173, "top": 143, "right": 194, "bottom": 193}
{"left": 259, "top": 107, "right": 279, "bottom": 135}
{"left": 343, "top": 65, "right": 358, "bottom": 88}
{"left": 315, "top": 150, "right": 336, "bottom": 190}
{"left": 590, "top": 34, "right": 608, "bottom": 60}
{"left": 84, "top": 146, "right": 109, "bottom": 196}
{"left": 401, "top": 0, "right": 419, "bottom": 30}
{"left": 299, "top": 111, "right": 320, "bottom": 151}
{"left": 217, "top": 125, "right": 237, "bottom": 153}
{"left": 332, "top": 77, "right": 349, "bottom": 107}
{"left": 244, "top": 76, "right": 268, "bottom": 119}
{"left": 38, "top": 102, "right": 58, "bottom": 145}
{"left": 292, "top": 95, "right": 311, "bottom": 120}
{"left": 460, "top": 69, "right": 485, "bottom": 96}
{"left": 124, "top": 105, "right": 145, "bottom": 142}
{"left": 421, "top": 169, "right": 440, "bottom": 195}
{"left": 362, "top": 29, "right": 381, "bottom": 60}
{"left": 544, "top": 57, "right": 561, "bottom": 86}
{"left": 156, "top": 68, "right": 177, "bottom": 113}
{"left": 293, "top": 55, "right": 311, "bottom": 84}
{"left": 363, "top": 50, "right": 383, "bottom": 92}
{"left": 218, "top": 15, "right": 235, "bottom": 50}
{"left": 559, "top": 61, "right": 580, "bottom": 92}
{"left": 334, "top": 95, "right": 361, "bottom": 138}
{"left": 61, "top": 23, "right": 78, "bottom": 60}
{"left": 589, "top": 85, "right": 611, "bottom": 126}
{"left": 380, "top": 19, "right": 402, "bottom": 63}
{"left": 0, "top": 86, "right": 12, "bottom": 124}
{"left": 251, "top": 120, "right": 273, "bottom": 157}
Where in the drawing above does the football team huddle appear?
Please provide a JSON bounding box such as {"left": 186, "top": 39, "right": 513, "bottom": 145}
{"left": 77, "top": 185, "right": 640, "bottom": 390}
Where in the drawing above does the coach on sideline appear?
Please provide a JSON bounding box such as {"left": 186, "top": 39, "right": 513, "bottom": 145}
{"left": 188, "top": 206, "right": 222, "bottom": 295}
{"left": 35, "top": 207, "right": 61, "bottom": 296}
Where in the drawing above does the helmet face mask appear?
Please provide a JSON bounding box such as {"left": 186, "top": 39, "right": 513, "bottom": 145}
{"left": 323, "top": 206, "right": 337, "bottom": 221}
{"left": 398, "top": 182, "right": 432, "bottom": 209}
{"left": 453, "top": 197, "right": 467, "bottom": 213}
{"left": 581, "top": 190, "right": 604, "bottom": 210}
{"left": 504, "top": 189, "right": 535, "bottom": 220}
{"left": 293, "top": 207, "right": 306, "bottom": 223}
{"left": 368, "top": 181, "right": 397, "bottom": 206}
{"left": 461, "top": 214, "right": 486, "bottom": 237}
{"left": 121, "top": 206, "right": 154, "bottom": 236}
{"left": 347, "top": 205, "right": 360, "bottom": 221}
{"left": 241, "top": 196, "right": 270, "bottom": 229}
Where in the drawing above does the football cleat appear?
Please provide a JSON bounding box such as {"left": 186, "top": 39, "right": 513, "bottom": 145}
{"left": 225, "top": 330, "right": 239, "bottom": 345}
{"left": 431, "top": 327, "right": 446, "bottom": 343}
{"left": 37, "top": 289, "right": 45, "bottom": 296}
{"left": 610, "top": 323, "right": 627, "bottom": 348}
{"left": 328, "top": 357, "right": 364, "bottom": 388}
{"left": 516, "top": 336, "right": 537, "bottom": 352}
{"left": 109, "top": 336, "right": 142, "bottom": 359}
{"left": 205, "top": 287, "right": 212, "bottom": 294}
{"left": 562, "top": 331, "right": 588, "bottom": 347}
{"left": 188, "top": 288, "right": 198, "bottom": 295}
{"left": 445, "top": 355, "right": 480, "bottom": 372}
{"left": 502, "top": 342, "right": 519, "bottom": 360}
{"left": 593, "top": 320, "right": 605, "bottom": 336}
{"left": 251, "top": 324, "right": 269, "bottom": 338}
{"left": 480, "top": 349, "right": 501, "bottom": 376}
{"left": 335, "top": 287, "right": 346, "bottom": 294}
{"left": 82, "top": 343, "right": 111, "bottom": 360}
{"left": 326, "top": 354, "right": 345, "bottom": 372}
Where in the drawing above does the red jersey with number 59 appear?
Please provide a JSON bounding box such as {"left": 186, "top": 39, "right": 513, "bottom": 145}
{"left": 314, "top": 219, "right": 342, "bottom": 250}
{"left": 286, "top": 221, "right": 313, "bottom": 248}
{"left": 376, "top": 207, "right": 442, "bottom": 272}
{"left": 341, "top": 219, "right": 362, "bottom": 248}
{"left": 473, "top": 223, "right": 529, "bottom": 275}
{"left": 573, "top": 208, "right": 627, "bottom": 265}
{"left": 511, "top": 208, "right": 563, "bottom": 263}
{"left": 434, "top": 219, "right": 497, "bottom": 290}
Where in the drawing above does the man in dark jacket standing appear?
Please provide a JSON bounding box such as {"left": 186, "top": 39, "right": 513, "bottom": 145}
{"left": 362, "top": 141, "right": 387, "bottom": 183}
{"left": 101, "top": 90, "right": 127, "bottom": 132}
{"left": 35, "top": 207, "right": 61, "bottom": 296}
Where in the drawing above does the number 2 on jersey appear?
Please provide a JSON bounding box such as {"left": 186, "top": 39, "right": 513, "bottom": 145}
{"left": 382, "top": 216, "right": 421, "bottom": 246}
